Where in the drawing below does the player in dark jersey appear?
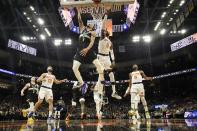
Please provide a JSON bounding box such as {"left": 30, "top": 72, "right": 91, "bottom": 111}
{"left": 21, "top": 77, "right": 39, "bottom": 117}
{"left": 72, "top": 8, "right": 105, "bottom": 118}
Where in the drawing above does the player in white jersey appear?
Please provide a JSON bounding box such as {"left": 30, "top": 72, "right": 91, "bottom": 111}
{"left": 28, "top": 66, "right": 67, "bottom": 122}
{"left": 97, "top": 14, "right": 121, "bottom": 100}
{"left": 124, "top": 64, "right": 152, "bottom": 120}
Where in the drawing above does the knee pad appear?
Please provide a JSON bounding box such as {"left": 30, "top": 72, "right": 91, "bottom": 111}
{"left": 79, "top": 98, "right": 85, "bottom": 103}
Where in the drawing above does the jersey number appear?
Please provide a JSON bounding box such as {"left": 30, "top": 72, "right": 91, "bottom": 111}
{"left": 134, "top": 75, "right": 138, "bottom": 79}
{"left": 48, "top": 79, "right": 53, "bottom": 83}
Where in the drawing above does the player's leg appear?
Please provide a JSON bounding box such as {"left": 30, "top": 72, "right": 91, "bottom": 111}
{"left": 47, "top": 99, "right": 53, "bottom": 118}
{"left": 139, "top": 85, "right": 150, "bottom": 119}
{"left": 108, "top": 71, "right": 121, "bottom": 99}
{"left": 101, "top": 56, "right": 121, "bottom": 99}
{"left": 65, "top": 100, "right": 76, "bottom": 121}
{"left": 66, "top": 88, "right": 78, "bottom": 121}
{"left": 46, "top": 89, "right": 54, "bottom": 121}
{"left": 93, "top": 59, "right": 105, "bottom": 82}
{"left": 72, "top": 60, "right": 83, "bottom": 85}
{"left": 94, "top": 91, "right": 103, "bottom": 120}
{"left": 57, "top": 111, "right": 60, "bottom": 119}
{"left": 28, "top": 89, "right": 45, "bottom": 118}
{"left": 79, "top": 98, "right": 85, "bottom": 119}
{"left": 54, "top": 111, "right": 57, "bottom": 119}
{"left": 135, "top": 94, "right": 141, "bottom": 119}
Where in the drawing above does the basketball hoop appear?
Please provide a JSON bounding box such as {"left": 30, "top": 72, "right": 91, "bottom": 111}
{"left": 90, "top": 4, "right": 112, "bottom": 20}
{"left": 92, "top": 0, "right": 101, "bottom": 4}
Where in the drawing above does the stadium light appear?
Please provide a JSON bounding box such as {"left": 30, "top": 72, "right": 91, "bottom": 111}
{"left": 123, "top": 23, "right": 128, "bottom": 30}
{"left": 169, "top": 0, "right": 174, "bottom": 4}
{"left": 161, "top": 12, "right": 166, "bottom": 18}
{"left": 40, "top": 34, "right": 46, "bottom": 40}
{"left": 132, "top": 36, "right": 140, "bottom": 42}
{"left": 54, "top": 39, "right": 62, "bottom": 46}
{"left": 154, "top": 22, "right": 161, "bottom": 31}
{"left": 169, "top": 18, "right": 173, "bottom": 21}
{"left": 23, "top": 12, "right": 27, "bottom": 15}
{"left": 65, "top": 39, "right": 72, "bottom": 45}
{"left": 180, "top": 0, "right": 185, "bottom": 6}
{"left": 37, "top": 18, "right": 44, "bottom": 25}
{"left": 21, "top": 36, "right": 27, "bottom": 41}
{"left": 44, "top": 28, "right": 51, "bottom": 37}
{"left": 143, "top": 35, "right": 152, "bottom": 43}
{"left": 30, "top": 6, "right": 35, "bottom": 11}
{"left": 160, "top": 29, "right": 166, "bottom": 35}
{"left": 181, "top": 29, "right": 186, "bottom": 34}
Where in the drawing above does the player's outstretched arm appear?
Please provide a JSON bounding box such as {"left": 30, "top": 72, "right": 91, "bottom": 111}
{"left": 140, "top": 71, "right": 153, "bottom": 81}
{"left": 54, "top": 77, "right": 67, "bottom": 84}
{"left": 21, "top": 83, "right": 30, "bottom": 96}
{"left": 76, "top": 7, "right": 84, "bottom": 32}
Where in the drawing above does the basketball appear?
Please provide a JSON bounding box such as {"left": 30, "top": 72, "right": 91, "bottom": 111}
{"left": 92, "top": 0, "right": 101, "bottom": 4}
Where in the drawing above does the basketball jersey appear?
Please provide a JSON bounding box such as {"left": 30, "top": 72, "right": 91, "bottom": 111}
{"left": 131, "top": 71, "right": 143, "bottom": 84}
{"left": 78, "top": 28, "right": 92, "bottom": 50}
{"left": 98, "top": 37, "right": 112, "bottom": 55}
{"left": 41, "top": 73, "right": 55, "bottom": 88}
{"left": 28, "top": 83, "right": 39, "bottom": 93}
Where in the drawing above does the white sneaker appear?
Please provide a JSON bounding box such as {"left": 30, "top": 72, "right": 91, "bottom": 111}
{"left": 111, "top": 92, "right": 122, "bottom": 100}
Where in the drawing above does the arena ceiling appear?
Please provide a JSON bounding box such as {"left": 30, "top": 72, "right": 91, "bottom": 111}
{"left": 0, "top": 0, "right": 197, "bottom": 63}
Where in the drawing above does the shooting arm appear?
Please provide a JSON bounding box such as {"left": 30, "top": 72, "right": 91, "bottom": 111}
{"left": 77, "top": 8, "right": 84, "bottom": 32}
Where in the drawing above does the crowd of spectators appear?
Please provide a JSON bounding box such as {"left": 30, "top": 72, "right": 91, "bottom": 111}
{"left": 0, "top": 93, "right": 196, "bottom": 120}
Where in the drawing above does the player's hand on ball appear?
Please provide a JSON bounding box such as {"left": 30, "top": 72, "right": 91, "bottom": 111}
{"left": 80, "top": 48, "right": 89, "bottom": 56}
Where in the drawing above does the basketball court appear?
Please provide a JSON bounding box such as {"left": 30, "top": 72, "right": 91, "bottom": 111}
{"left": 0, "top": 119, "right": 196, "bottom": 130}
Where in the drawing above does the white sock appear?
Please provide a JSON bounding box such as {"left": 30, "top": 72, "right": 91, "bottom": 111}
{"left": 49, "top": 111, "right": 53, "bottom": 117}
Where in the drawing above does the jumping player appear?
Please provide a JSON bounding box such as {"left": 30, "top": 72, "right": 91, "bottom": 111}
{"left": 124, "top": 64, "right": 152, "bottom": 120}
{"left": 72, "top": 7, "right": 105, "bottom": 95}
{"left": 97, "top": 14, "right": 121, "bottom": 100}
{"left": 21, "top": 77, "right": 39, "bottom": 117}
{"left": 28, "top": 66, "right": 67, "bottom": 122}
